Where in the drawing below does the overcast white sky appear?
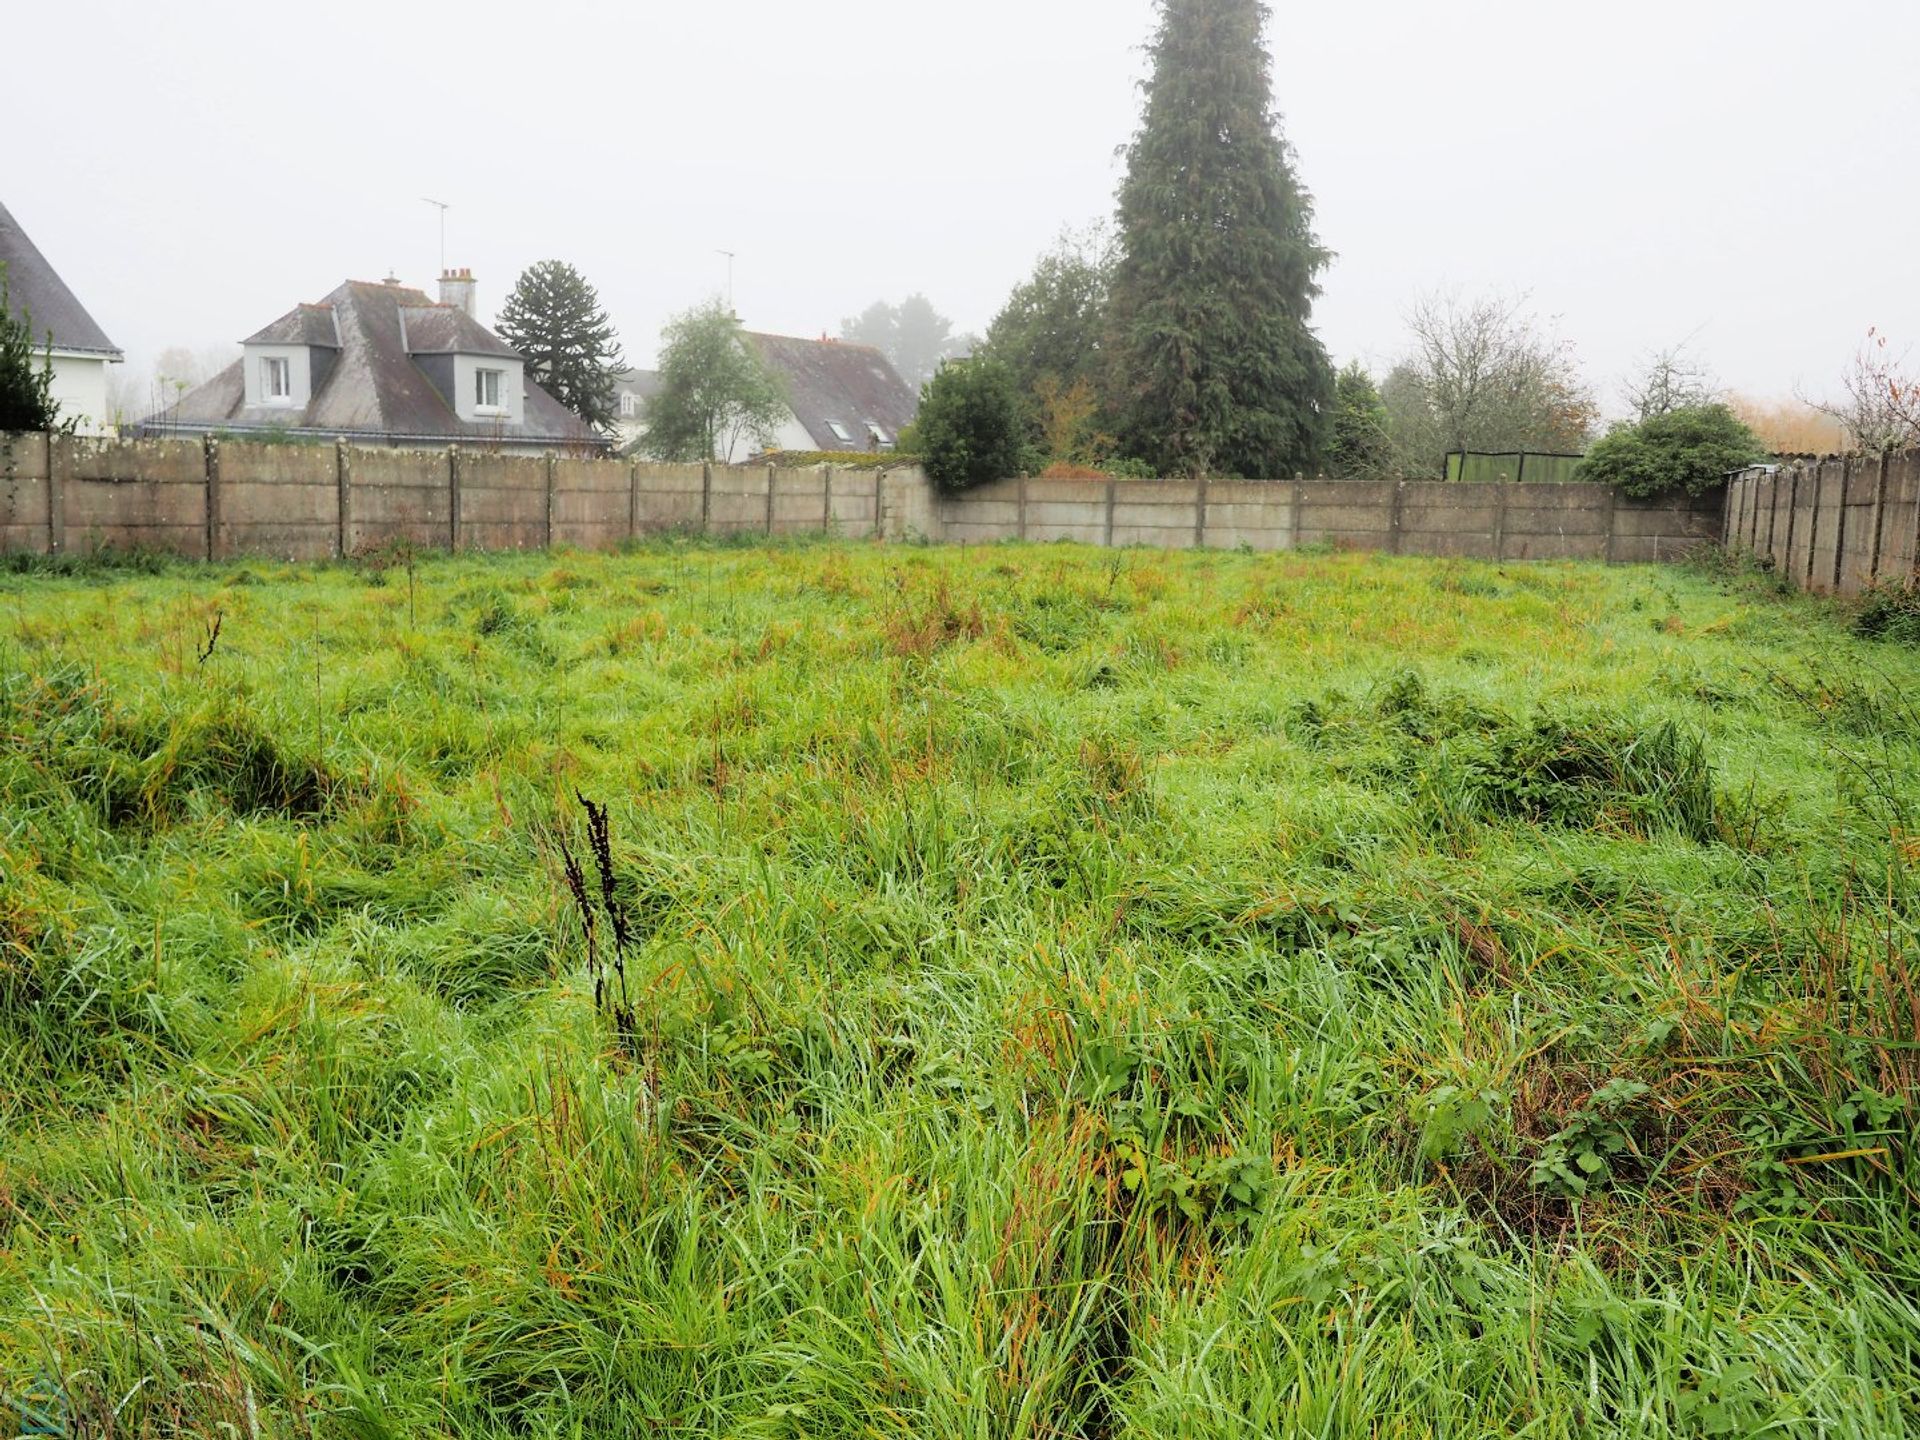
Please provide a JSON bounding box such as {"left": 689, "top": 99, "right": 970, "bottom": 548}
{"left": 9, "top": 0, "right": 1918, "bottom": 413}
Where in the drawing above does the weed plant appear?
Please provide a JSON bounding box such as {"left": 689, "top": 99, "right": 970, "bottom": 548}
{"left": 0, "top": 542, "right": 1916, "bottom": 1436}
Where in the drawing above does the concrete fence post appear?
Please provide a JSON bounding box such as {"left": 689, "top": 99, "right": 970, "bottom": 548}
{"left": 823, "top": 465, "right": 834, "bottom": 536}
{"left": 1492, "top": 481, "right": 1509, "bottom": 561}
{"left": 203, "top": 434, "right": 222, "bottom": 562}
{"left": 1290, "top": 480, "right": 1305, "bottom": 551}
{"left": 1389, "top": 481, "right": 1405, "bottom": 555}
{"left": 1782, "top": 468, "right": 1800, "bottom": 577}
{"left": 1195, "top": 477, "right": 1211, "bottom": 548}
{"left": 47, "top": 432, "right": 66, "bottom": 555}
{"left": 544, "top": 452, "right": 556, "bottom": 550}
{"left": 1602, "top": 485, "right": 1619, "bottom": 565}
{"left": 1765, "top": 473, "right": 1780, "bottom": 564}
{"left": 701, "top": 463, "right": 713, "bottom": 534}
{"left": 1830, "top": 457, "right": 1852, "bottom": 592}
{"left": 1868, "top": 449, "right": 1891, "bottom": 587}
{"left": 629, "top": 459, "right": 640, "bottom": 543}
{"left": 336, "top": 440, "right": 352, "bottom": 558}
{"left": 1806, "top": 464, "right": 1824, "bottom": 589}
{"left": 1104, "top": 479, "right": 1117, "bottom": 549}
{"left": 448, "top": 447, "right": 462, "bottom": 553}
{"left": 873, "top": 468, "right": 884, "bottom": 541}
{"left": 765, "top": 464, "right": 776, "bottom": 536}
{"left": 1017, "top": 475, "right": 1029, "bottom": 542}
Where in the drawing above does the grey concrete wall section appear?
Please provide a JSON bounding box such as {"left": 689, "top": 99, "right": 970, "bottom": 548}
{"left": 0, "top": 429, "right": 1814, "bottom": 571}
{"left": 708, "top": 464, "right": 771, "bottom": 537}
{"left": 552, "top": 457, "right": 631, "bottom": 550}
{"left": 349, "top": 448, "right": 451, "bottom": 553}
{"left": 56, "top": 434, "right": 208, "bottom": 557}
{"left": 1111, "top": 480, "right": 1202, "bottom": 548}
{"left": 633, "top": 463, "right": 706, "bottom": 534}
{"left": 459, "top": 453, "right": 548, "bottom": 552}
{"left": 0, "top": 432, "right": 51, "bottom": 555}
{"left": 217, "top": 440, "right": 339, "bottom": 561}
{"left": 770, "top": 467, "right": 828, "bottom": 537}
{"left": 1203, "top": 481, "right": 1294, "bottom": 551}
{"left": 1726, "top": 451, "right": 1920, "bottom": 595}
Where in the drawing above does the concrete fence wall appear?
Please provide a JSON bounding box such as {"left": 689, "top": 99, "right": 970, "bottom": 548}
{"left": 0, "top": 430, "right": 1723, "bottom": 566}
{"left": 1723, "top": 451, "right": 1920, "bottom": 595}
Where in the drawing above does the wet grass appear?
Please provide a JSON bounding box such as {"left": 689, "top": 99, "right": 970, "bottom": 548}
{"left": 0, "top": 538, "right": 1916, "bottom": 1437}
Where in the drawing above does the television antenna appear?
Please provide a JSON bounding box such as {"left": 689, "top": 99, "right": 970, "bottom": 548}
{"left": 717, "top": 249, "right": 736, "bottom": 314}
{"left": 423, "top": 198, "right": 452, "bottom": 274}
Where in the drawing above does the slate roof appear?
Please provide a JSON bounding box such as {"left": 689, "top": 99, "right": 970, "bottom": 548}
{"left": 745, "top": 334, "right": 918, "bottom": 450}
{"left": 156, "top": 279, "right": 603, "bottom": 448}
{"left": 398, "top": 304, "right": 517, "bottom": 357}
{"left": 0, "top": 199, "right": 122, "bottom": 359}
{"left": 613, "top": 367, "right": 665, "bottom": 405}
{"left": 243, "top": 304, "right": 342, "bottom": 349}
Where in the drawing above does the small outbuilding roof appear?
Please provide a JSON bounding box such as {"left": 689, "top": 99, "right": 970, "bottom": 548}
{"left": 0, "top": 199, "right": 122, "bottom": 359}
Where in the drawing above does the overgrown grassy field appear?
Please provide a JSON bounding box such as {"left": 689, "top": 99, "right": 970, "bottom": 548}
{"left": 2, "top": 539, "right": 1916, "bottom": 1437}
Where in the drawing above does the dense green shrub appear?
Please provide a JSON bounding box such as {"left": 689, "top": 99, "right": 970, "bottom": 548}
{"left": 914, "top": 357, "right": 1034, "bottom": 491}
{"left": 1577, "top": 404, "right": 1769, "bottom": 498}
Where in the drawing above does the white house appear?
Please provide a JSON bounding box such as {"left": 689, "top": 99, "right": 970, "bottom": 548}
{"left": 615, "top": 332, "right": 920, "bottom": 463}
{"left": 0, "top": 199, "right": 124, "bottom": 433}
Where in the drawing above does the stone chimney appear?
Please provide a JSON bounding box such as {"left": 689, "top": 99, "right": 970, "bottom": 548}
{"left": 438, "top": 268, "right": 477, "bottom": 317}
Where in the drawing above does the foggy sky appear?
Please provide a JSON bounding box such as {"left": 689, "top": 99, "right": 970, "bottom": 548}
{"left": 10, "top": 0, "right": 1918, "bottom": 414}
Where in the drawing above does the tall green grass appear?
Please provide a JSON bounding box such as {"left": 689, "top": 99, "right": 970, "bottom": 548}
{"left": 0, "top": 540, "right": 1915, "bottom": 1436}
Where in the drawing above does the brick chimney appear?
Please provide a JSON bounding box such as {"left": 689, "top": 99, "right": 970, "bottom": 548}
{"left": 439, "top": 267, "right": 477, "bottom": 317}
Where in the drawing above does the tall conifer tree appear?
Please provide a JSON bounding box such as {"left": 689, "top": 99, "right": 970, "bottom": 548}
{"left": 1108, "top": 0, "right": 1333, "bottom": 477}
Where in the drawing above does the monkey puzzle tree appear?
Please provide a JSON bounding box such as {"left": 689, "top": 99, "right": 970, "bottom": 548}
{"left": 1106, "top": 0, "right": 1333, "bottom": 478}
{"left": 496, "top": 260, "right": 625, "bottom": 430}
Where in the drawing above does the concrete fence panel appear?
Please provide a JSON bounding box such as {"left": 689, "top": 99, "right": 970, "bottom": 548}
{"left": 1111, "top": 480, "right": 1202, "bottom": 548}
{"left": 1203, "top": 480, "right": 1293, "bottom": 551}
{"left": 217, "top": 441, "right": 340, "bottom": 561}
{"left": 56, "top": 434, "right": 207, "bottom": 557}
{"left": 458, "top": 452, "right": 549, "bottom": 552}
{"left": 633, "top": 463, "right": 706, "bottom": 534}
{"left": 1878, "top": 452, "right": 1920, "bottom": 584}
{"left": 0, "top": 431, "right": 53, "bottom": 555}
{"left": 348, "top": 448, "right": 451, "bottom": 553}
{"left": 553, "top": 457, "right": 632, "bottom": 550}
{"left": 708, "top": 464, "right": 772, "bottom": 536}
{"left": 769, "top": 466, "right": 828, "bottom": 536}
{"left": 1024, "top": 477, "right": 1109, "bottom": 545}
{"left": 826, "top": 468, "right": 881, "bottom": 536}
{"left": 940, "top": 477, "right": 1025, "bottom": 545}
{"left": 1297, "top": 481, "right": 1397, "bottom": 550}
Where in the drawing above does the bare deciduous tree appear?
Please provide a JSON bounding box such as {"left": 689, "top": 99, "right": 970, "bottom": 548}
{"left": 1806, "top": 329, "right": 1920, "bottom": 452}
{"left": 1623, "top": 342, "right": 1721, "bottom": 422}
{"left": 1382, "top": 291, "right": 1599, "bottom": 477}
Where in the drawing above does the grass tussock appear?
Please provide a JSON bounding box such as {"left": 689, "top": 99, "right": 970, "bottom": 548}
{"left": 0, "top": 542, "right": 1917, "bottom": 1436}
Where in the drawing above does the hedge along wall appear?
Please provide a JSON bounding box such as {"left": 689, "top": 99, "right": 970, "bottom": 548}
{"left": 0, "top": 430, "right": 1728, "bottom": 566}
{"left": 1724, "top": 450, "right": 1920, "bottom": 595}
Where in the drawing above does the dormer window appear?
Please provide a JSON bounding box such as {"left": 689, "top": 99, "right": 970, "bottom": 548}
{"left": 824, "top": 419, "right": 854, "bottom": 444}
{"left": 620, "top": 392, "right": 635, "bottom": 418}
{"left": 262, "top": 356, "right": 292, "bottom": 402}
{"left": 475, "top": 368, "right": 504, "bottom": 411}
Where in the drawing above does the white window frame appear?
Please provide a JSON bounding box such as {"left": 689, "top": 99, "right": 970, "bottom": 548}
{"left": 620, "top": 392, "right": 635, "bottom": 418}
{"left": 262, "top": 356, "right": 292, "bottom": 402}
{"left": 475, "top": 367, "right": 504, "bottom": 412}
{"left": 825, "top": 419, "right": 854, "bottom": 444}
